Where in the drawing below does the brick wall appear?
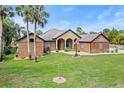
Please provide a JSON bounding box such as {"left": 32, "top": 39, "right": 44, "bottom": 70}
{"left": 59, "top": 39, "right": 64, "bottom": 50}
{"left": 50, "top": 41, "right": 56, "bottom": 50}
{"left": 79, "top": 42, "right": 91, "bottom": 53}
{"left": 90, "top": 42, "right": 109, "bottom": 53}
{"left": 18, "top": 42, "right": 28, "bottom": 57}
{"left": 17, "top": 37, "right": 44, "bottom": 58}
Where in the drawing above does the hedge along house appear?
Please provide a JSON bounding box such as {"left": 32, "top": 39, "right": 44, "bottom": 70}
{"left": 17, "top": 29, "right": 110, "bottom": 58}
{"left": 17, "top": 33, "right": 44, "bottom": 58}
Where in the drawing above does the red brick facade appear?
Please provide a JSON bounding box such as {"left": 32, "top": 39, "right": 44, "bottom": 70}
{"left": 79, "top": 34, "right": 109, "bottom": 53}
{"left": 17, "top": 34, "right": 44, "bottom": 58}
{"left": 17, "top": 32, "right": 110, "bottom": 58}
{"left": 79, "top": 42, "right": 109, "bottom": 53}
{"left": 18, "top": 42, "right": 28, "bottom": 57}
{"left": 79, "top": 43, "right": 91, "bottom": 52}
{"left": 44, "top": 41, "right": 56, "bottom": 51}
{"left": 90, "top": 42, "right": 109, "bottom": 53}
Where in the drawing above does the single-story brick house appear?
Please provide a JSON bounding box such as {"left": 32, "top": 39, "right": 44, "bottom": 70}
{"left": 17, "top": 29, "right": 109, "bottom": 58}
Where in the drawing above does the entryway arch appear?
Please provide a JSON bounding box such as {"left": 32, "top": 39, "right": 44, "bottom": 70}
{"left": 66, "top": 38, "right": 72, "bottom": 48}
{"left": 57, "top": 38, "right": 65, "bottom": 50}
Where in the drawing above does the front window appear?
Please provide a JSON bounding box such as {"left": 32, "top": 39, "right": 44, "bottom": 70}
{"left": 99, "top": 43, "right": 103, "bottom": 49}
{"left": 45, "top": 42, "right": 51, "bottom": 48}
{"left": 80, "top": 43, "right": 84, "bottom": 48}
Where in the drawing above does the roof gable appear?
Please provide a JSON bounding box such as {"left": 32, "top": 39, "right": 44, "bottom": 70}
{"left": 91, "top": 33, "right": 109, "bottom": 42}
{"left": 17, "top": 33, "right": 44, "bottom": 41}
{"left": 79, "top": 33, "right": 109, "bottom": 42}
{"left": 53, "top": 29, "right": 81, "bottom": 39}
{"left": 41, "top": 29, "right": 81, "bottom": 41}
{"left": 41, "top": 29, "right": 64, "bottom": 41}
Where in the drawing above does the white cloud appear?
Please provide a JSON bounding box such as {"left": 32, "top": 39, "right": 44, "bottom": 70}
{"left": 86, "top": 11, "right": 96, "bottom": 19}
{"left": 61, "top": 6, "right": 75, "bottom": 12}
{"left": 115, "top": 11, "right": 124, "bottom": 17}
{"left": 97, "top": 7, "right": 113, "bottom": 20}
{"left": 13, "top": 15, "right": 24, "bottom": 26}
{"left": 43, "top": 20, "right": 72, "bottom": 31}
{"left": 12, "top": 14, "right": 34, "bottom": 32}
{"left": 85, "top": 17, "right": 124, "bottom": 32}
{"left": 57, "top": 20, "right": 71, "bottom": 29}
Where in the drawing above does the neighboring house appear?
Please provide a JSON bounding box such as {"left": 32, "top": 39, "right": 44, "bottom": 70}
{"left": 17, "top": 29, "right": 109, "bottom": 58}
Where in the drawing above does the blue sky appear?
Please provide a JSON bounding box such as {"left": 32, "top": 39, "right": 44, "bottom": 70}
{"left": 13, "top": 5, "right": 124, "bottom": 33}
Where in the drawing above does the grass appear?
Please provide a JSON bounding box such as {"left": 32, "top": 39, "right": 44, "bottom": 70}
{"left": 0, "top": 53, "right": 124, "bottom": 88}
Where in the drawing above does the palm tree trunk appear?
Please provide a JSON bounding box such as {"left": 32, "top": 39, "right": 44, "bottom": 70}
{"left": 0, "top": 16, "right": 3, "bottom": 62}
{"left": 34, "top": 21, "right": 37, "bottom": 62}
{"left": 26, "top": 20, "right": 31, "bottom": 59}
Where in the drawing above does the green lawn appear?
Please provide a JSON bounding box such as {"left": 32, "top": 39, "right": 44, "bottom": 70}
{"left": 0, "top": 53, "right": 124, "bottom": 88}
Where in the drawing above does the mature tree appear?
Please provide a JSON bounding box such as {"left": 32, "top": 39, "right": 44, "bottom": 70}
{"left": 119, "top": 33, "right": 124, "bottom": 44}
{"left": 36, "top": 29, "right": 43, "bottom": 36}
{"left": 119, "top": 30, "right": 124, "bottom": 34}
{"left": 76, "top": 27, "right": 86, "bottom": 35}
{"left": 31, "top": 5, "right": 49, "bottom": 62}
{"left": 0, "top": 5, "right": 14, "bottom": 61}
{"left": 15, "top": 24, "right": 25, "bottom": 38}
{"left": 103, "top": 28, "right": 111, "bottom": 37}
{"left": 76, "top": 27, "right": 82, "bottom": 35}
{"left": 3, "top": 17, "right": 17, "bottom": 48}
{"left": 16, "top": 5, "right": 32, "bottom": 59}
{"left": 89, "top": 31, "right": 97, "bottom": 34}
{"left": 108, "top": 28, "right": 120, "bottom": 44}
{"left": 21, "top": 30, "right": 27, "bottom": 36}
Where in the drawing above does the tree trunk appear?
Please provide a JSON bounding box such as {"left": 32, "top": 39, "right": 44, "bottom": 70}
{"left": 26, "top": 20, "right": 31, "bottom": 60}
{"left": 34, "top": 21, "right": 37, "bottom": 62}
{"left": 0, "top": 16, "right": 3, "bottom": 62}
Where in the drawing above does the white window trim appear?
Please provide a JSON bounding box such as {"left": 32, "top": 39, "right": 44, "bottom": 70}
{"left": 99, "top": 43, "right": 103, "bottom": 49}
{"left": 45, "top": 42, "right": 51, "bottom": 48}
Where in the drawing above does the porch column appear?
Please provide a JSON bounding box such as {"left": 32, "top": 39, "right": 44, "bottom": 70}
{"left": 64, "top": 39, "right": 66, "bottom": 49}
{"left": 56, "top": 39, "right": 58, "bottom": 50}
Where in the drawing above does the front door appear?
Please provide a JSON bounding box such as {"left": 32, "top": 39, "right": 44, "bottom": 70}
{"left": 58, "top": 40, "right": 61, "bottom": 50}
{"left": 66, "top": 39, "right": 72, "bottom": 48}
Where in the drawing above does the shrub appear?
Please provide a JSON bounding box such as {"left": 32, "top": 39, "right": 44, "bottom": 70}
{"left": 4, "top": 47, "right": 17, "bottom": 55}
{"left": 44, "top": 47, "right": 51, "bottom": 53}
{"left": 4, "top": 48, "right": 11, "bottom": 55}
{"left": 64, "top": 47, "right": 72, "bottom": 52}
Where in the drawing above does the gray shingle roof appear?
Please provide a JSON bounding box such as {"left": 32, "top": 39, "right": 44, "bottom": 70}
{"left": 18, "top": 29, "right": 108, "bottom": 43}
{"left": 79, "top": 33, "right": 100, "bottom": 42}
{"left": 41, "top": 29, "right": 103, "bottom": 42}
{"left": 41, "top": 29, "right": 64, "bottom": 41}
{"left": 17, "top": 32, "right": 44, "bottom": 41}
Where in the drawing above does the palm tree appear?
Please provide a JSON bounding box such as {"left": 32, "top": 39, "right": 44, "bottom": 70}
{"left": 31, "top": 5, "right": 49, "bottom": 62}
{"left": 0, "top": 5, "right": 14, "bottom": 61}
{"left": 16, "top": 5, "right": 32, "bottom": 59}
{"left": 15, "top": 24, "right": 25, "bottom": 38}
